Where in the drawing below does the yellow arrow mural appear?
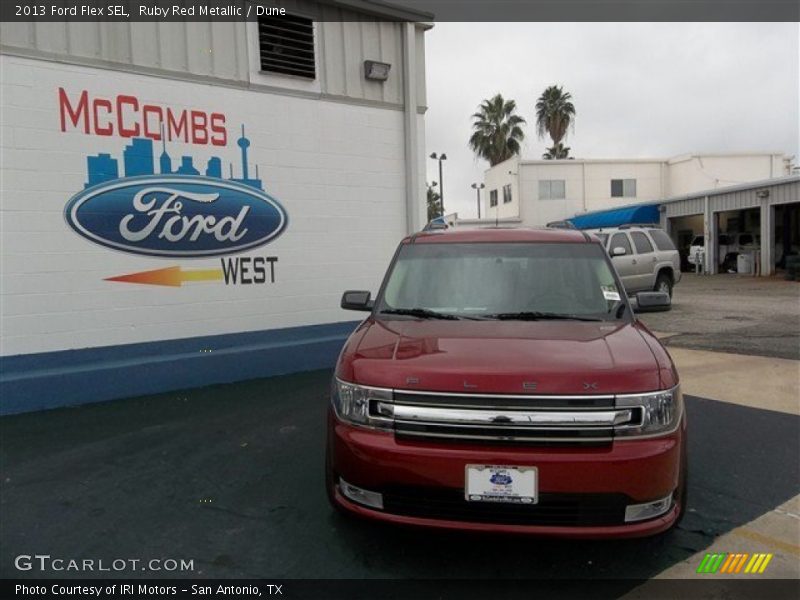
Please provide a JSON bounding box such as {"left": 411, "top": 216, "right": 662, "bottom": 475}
{"left": 105, "top": 266, "right": 223, "bottom": 287}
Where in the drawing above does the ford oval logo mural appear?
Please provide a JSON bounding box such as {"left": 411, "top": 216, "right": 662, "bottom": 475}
{"left": 65, "top": 176, "right": 287, "bottom": 258}
{"left": 64, "top": 129, "right": 287, "bottom": 258}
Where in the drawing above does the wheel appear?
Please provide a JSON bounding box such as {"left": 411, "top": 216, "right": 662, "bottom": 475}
{"left": 654, "top": 272, "right": 673, "bottom": 298}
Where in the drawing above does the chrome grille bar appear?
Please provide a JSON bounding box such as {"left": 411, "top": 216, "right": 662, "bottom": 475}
{"left": 381, "top": 389, "right": 643, "bottom": 444}
{"left": 381, "top": 403, "right": 633, "bottom": 427}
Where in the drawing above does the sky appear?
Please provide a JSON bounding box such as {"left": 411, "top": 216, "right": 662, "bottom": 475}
{"left": 423, "top": 22, "right": 800, "bottom": 219}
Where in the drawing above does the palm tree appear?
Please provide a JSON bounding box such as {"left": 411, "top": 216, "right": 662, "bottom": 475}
{"left": 542, "top": 142, "right": 571, "bottom": 160}
{"left": 469, "top": 94, "right": 526, "bottom": 166}
{"left": 535, "top": 85, "right": 576, "bottom": 159}
{"left": 426, "top": 182, "right": 442, "bottom": 221}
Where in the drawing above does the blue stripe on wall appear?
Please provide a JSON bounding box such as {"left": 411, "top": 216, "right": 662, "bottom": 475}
{"left": 0, "top": 320, "right": 361, "bottom": 415}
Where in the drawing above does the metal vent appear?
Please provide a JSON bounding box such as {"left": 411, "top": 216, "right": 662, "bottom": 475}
{"left": 258, "top": 14, "right": 316, "bottom": 79}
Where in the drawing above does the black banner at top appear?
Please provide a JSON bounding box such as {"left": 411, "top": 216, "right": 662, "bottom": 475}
{"left": 0, "top": 0, "right": 797, "bottom": 22}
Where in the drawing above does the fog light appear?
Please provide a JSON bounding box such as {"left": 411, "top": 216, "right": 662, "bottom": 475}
{"left": 339, "top": 478, "right": 384, "bottom": 510}
{"left": 624, "top": 493, "right": 673, "bottom": 522}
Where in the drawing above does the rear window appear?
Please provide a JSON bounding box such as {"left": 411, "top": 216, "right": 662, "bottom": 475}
{"left": 691, "top": 236, "right": 704, "bottom": 246}
{"left": 739, "top": 234, "right": 754, "bottom": 245}
{"left": 648, "top": 229, "right": 676, "bottom": 251}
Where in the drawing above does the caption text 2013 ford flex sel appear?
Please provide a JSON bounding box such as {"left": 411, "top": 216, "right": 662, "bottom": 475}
{"left": 326, "top": 227, "right": 686, "bottom": 538}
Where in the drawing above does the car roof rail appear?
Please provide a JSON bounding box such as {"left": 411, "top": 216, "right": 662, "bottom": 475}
{"left": 618, "top": 222, "right": 661, "bottom": 229}
{"left": 546, "top": 220, "right": 576, "bottom": 229}
{"left": 423, "top": 221, "right": 449, "bottom": 231}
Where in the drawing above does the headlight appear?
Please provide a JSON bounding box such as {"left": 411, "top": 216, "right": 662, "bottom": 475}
{"left": 331, "top": 379, "right": 393, "bottom": 429}
{"left": 614, "top": 386, "right": 683, "bottom": 437}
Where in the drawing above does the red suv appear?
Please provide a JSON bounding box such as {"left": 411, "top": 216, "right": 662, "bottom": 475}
{"left": 326, "top": 227, "right": 686, "bottom": 538}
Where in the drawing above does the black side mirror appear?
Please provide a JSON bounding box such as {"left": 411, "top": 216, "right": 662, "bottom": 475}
{"left": 341, "top": 290, "right": 373, "bottom": 312}
{"left": 632, "top": 291, "right": 671, "bottom": 313}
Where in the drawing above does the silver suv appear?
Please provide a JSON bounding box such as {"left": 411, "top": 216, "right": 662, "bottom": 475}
{"left": 591, "top": 226, "right": 681, "bottom": 298}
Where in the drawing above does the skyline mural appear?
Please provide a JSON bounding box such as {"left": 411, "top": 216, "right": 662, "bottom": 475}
{"left": 84, "top": 125, "right": 263, "bottom": 190}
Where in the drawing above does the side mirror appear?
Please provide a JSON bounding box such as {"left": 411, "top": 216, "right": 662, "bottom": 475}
{"left": 632, "top": 291, "right": 671, "bottom": 313}
{"left": 341, "top": 290, "right": 373, "bottom": 312}
{"left": 611, "top": 246, "right": 627, "bottom": 257}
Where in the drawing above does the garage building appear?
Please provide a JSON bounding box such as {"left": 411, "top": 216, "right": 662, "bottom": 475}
{"left": 660, "top": 176, "right": 800, "bottom": 276}
{"left": 0, "top": 4, "right": 432, "bottom": 414}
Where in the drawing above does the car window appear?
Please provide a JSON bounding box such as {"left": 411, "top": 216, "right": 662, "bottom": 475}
{"left": 691, "top": 236, "right": 704, "bottom": 246}
{"left": 595, "top": 233, "right": 609, "bottom": 246}
{"left": 630, "top": 231, "right": 654, "bottom": 254}
{"left": 739, "top": 234, "right": 753, "bottom": 245}
{"left": 719, "top": 234, "right": 731, "bottom": 245}
{"left": 647, "top": 229, "right": 676, "bottom": 252}
{"left": 609, "top": 233, "right": 632, "bottom": 255}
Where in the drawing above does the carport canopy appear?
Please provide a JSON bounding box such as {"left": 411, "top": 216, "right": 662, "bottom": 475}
{"left": 568, "top": 203, "right": 661, "bottom": 230}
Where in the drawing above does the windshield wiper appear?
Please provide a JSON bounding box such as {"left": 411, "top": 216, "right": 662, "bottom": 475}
{"left": 486, "top": 311, "right": 603, "bottom": 322}
{"left": 380, "top": 308, "right": 461, "bottom": 320}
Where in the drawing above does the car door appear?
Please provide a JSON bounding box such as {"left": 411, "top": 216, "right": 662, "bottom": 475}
{"left": 607, "top": 232, "right": 638, "bottom": 293}
{"left": 629, "top": 231, "right": 657, "bottom": 290}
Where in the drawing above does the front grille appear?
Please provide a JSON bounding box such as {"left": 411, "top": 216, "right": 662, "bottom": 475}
{"left": 381, "top": 391, "right": 640, "bottom": 445}
{"left": 381, "top": 485, "right": 628, "bottom": 526}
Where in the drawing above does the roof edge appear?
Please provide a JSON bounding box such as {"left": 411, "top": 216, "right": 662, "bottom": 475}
{"left": 323, "top": 0, "right": 435, "bottom": 21}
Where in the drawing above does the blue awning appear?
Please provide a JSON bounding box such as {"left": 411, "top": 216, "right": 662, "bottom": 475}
{"left": 567, "top": 203, "right": 661, "bottom": 230}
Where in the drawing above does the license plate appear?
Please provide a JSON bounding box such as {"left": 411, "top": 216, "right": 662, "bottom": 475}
{"left": 465, "top": 465, "right": 538, "bottom": 504}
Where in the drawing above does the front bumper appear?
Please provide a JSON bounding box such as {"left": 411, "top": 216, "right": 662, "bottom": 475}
{"left": 328, "top": 411, "right": 686, "bottom": 538}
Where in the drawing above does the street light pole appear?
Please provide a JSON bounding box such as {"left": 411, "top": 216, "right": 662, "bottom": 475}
{"left": 430, "top": 152, "right": 447, "bottom": 215}
{"left": 471, "top": 182, "right": 485, "bottom": 219}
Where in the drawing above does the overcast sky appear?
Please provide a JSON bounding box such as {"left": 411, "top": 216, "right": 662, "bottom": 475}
{"left": 423, "top": 22, "right": 800, "bottom": 219}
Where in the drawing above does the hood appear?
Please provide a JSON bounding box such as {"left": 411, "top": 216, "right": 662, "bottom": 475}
{"left": 337, "top": 318, "right": 663, "bottom": 395}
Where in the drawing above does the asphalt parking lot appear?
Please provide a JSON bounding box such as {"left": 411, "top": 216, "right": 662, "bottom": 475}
{"left": 2, "top": 274, "right": 798, "bottom": 587}
{"left": 1, "top": 369, "right": 798, "bottom": 583}
{"left": 640, "top": 273, "right": 800, "bottom": 360}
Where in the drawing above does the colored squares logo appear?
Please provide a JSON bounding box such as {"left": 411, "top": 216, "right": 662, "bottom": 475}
{"left": 697, "top": 552, "right": 773, "bottom": 574}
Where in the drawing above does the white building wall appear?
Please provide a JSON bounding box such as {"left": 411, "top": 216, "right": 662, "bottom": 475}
{"left": 582, "top": 161, "right": 663, "bottom": 211}
{"left": 483, "top": 153, "right": 792, "bottom": 228}
{"left": 0, "top": 54, "right": 412, "bottom": 357}
{"left": 519, "top": 162, "right": 583, "bottom": 226}
{"left": 665, "top": 154, "right": 789, "bottom": 197}
{"left": 483, "top": 156, "right": 520, "bottom": 220}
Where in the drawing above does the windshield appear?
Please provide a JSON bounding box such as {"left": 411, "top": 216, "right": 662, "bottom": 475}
{"left": 377, "top": 242, "right": 625, "bottom": 320}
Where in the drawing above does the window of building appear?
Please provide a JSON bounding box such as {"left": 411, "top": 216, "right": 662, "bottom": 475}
{"left": 538, "top": 179, "right": 566, "bottom": 200}
{"left": 610, "top": 179, "right": 636, "bottom": 198}
{"left": 609, "top": 233, "right": 632, "bottom": 255}
{"left": 489, "top": 189, "right": 498, "bottom": 207}
{"left": 630, "top": 231, "right": 654, "bottom": 254}
{"left": 502, "top": 184, "right": 513, "bottom": 204}
{"left": 648, "top": 229, "right": 677, "bottom": 251}
{"left": 258, "top": 14, "right": 316, "bottom": 79}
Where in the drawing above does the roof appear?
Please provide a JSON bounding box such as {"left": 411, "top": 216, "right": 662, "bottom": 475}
{"left": 329, "top": 0, "right": 435, "bottom": 21}
{"left": 568, "top": 204, "right": 661, "bottom": 230}
{"left": 406, "top": 227, "right": 590, "bottom": 244}
{"left": 657, "top": 174, "right": 800, "bottom": 205}
{"left": 514, "top": 152, "right": 790, "bottom": 167}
